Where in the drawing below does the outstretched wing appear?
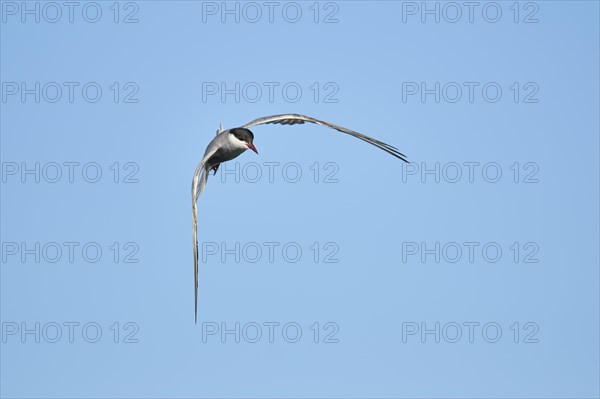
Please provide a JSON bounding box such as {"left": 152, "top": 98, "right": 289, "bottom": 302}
{"left": 191, "top": 146, "right": 218, "bottom": 323}
{"left": 242, "top": 114, "right": 407, "bottom": 162}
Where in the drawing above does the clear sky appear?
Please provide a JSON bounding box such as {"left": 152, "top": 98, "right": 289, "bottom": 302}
{"left": 1, "top": 1, "right": 599, "bottom": 398}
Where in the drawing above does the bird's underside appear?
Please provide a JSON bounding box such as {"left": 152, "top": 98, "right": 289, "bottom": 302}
{"left": 206, "top": 149, "right": 230, "bottom": 175}
{"left": 191, "top": 114, "right": 408, "bottom": 323}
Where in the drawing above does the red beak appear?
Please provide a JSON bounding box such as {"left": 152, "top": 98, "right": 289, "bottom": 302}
{"left": 247, "top": 143, "right": 258, "bottom": 154}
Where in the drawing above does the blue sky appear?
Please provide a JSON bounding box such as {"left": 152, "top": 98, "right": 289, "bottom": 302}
{"left": 1, "top": 1, "right": 599, "bottom": 398}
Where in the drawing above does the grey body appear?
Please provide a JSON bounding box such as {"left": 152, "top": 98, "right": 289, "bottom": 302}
{"left": 192, "top": 114, "right": 408, "bottom": 323}
{"left": 203, "top": 131, "right": 246, "bottom": 166}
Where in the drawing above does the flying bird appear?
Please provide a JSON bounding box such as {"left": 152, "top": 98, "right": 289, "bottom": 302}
{"left": 191, "top": 114, "right": 408, "bottom": 322}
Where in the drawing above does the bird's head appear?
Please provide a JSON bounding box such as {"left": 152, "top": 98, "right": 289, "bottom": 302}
{"left": 230, "top": 128, "right": 258, "bottom": 154}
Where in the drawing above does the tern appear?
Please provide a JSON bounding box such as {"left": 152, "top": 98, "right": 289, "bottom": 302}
{"left": 191, "top": 114, "right": 408, "bottom": 322}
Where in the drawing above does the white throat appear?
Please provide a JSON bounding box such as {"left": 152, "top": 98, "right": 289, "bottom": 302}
{"left": 227, "top": 132, "right": 249, "bottom": 151}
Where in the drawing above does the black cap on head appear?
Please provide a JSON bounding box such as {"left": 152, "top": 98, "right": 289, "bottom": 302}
{"left": 230, "top": 128, "right": 254, "bottom": 144}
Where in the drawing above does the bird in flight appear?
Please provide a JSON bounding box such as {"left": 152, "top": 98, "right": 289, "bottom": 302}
{"left": 191, "top": 114, "right": 408, "bottom": 322}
